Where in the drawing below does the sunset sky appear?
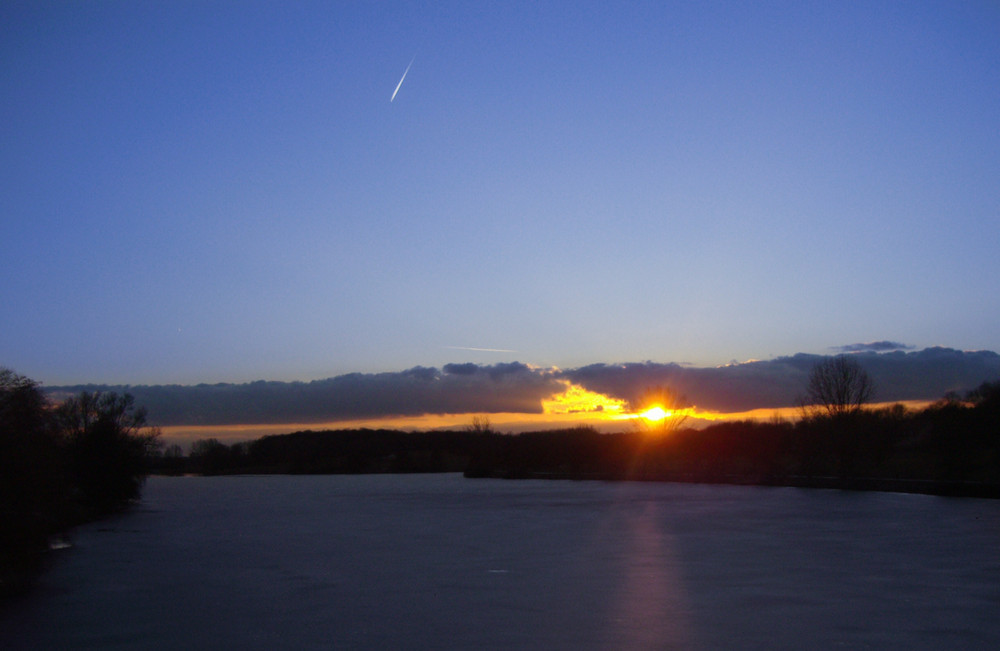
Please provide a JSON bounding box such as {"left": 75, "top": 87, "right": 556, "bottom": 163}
{"left": 3, "top": 1, "right": 999, "bottom": 409}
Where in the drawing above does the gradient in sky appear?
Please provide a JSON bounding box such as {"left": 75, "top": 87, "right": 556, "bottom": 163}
{"left": 3, "top": 1, "right": 999, "bottom": 386}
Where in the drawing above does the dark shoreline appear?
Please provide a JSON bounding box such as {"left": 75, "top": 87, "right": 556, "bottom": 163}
{"left": 467, "top": 471, "right": 1000, "bottom": 499}
{"left": 150, "top": 466, "right": 1000, "bottom": 500}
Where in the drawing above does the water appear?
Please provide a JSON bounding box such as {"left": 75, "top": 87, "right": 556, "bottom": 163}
{"left": 3, "top": 474, "right": 999, "bottom": 650}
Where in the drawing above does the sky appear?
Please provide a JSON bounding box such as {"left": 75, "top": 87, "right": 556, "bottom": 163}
{"left": 3, "top": 1, "right": 1000, "bottom": 398}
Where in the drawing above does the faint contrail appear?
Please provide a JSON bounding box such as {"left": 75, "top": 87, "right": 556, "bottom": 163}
{"left": 444, "top": 346, "right": 518, "bottom": 353}
{"left": 390, "top": 56, "right": 415, "bottom": 102}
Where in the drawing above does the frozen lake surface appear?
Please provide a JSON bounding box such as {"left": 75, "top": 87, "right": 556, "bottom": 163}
{"left": 3, "top": 474, "right": 1000, "bottom": 650}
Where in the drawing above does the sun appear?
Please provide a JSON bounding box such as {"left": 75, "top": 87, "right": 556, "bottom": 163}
{"left": 640, "top": 406, "right": 670, "bottom": 422}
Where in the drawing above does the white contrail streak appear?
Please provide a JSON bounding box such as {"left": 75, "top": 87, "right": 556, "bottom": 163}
{"left": 444, "top": 346, "right": 518, "bottom": 353}
{"left": 390, "top": 56, "right": 415, "bottom": 102}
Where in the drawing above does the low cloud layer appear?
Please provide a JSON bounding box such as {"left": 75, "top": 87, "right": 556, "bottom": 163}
{"left": 563, "top": 347, "right": 1000, "bottom": 412}
{"left": 47, "top": 362, "right": 563, "bottom": 426}
{"left": 831, "top": 341, "right": 914, "bottom": 354}
{"left": 44, "top": 348, "right": 1000, "bottom": 427}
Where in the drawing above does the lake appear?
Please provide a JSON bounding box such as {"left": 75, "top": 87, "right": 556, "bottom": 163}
{"left": 2, "top": 474, "right": 999, "bottom": 650}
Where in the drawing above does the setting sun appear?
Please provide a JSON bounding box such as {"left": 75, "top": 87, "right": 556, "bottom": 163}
{"left": 641, "top": 406, "right": 670, "bottom": 422}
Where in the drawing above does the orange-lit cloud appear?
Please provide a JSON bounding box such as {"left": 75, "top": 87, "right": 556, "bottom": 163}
{"left": 541, "top": 379, "right": 627, "bottom": 416}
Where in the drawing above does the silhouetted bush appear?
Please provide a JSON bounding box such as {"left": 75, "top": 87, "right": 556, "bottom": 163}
{"left": 56, "top": 392, "right": 162, "bottom": 513}
{"left": 1, "top": 369, "right": 71, "bottom": 596}
{"left": 1, "top": 371, "right": 161, "bottom": 598}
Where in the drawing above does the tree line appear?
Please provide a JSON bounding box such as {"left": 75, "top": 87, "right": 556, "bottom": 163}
{"left": 163, "top": 359, "right": 1000, "bottom": 499}
{"left": 156, "top": 429, "right": 480, "bottom": 476}
{"left": 163, "top": 382, "right": 1000, "bottom": 496}
{"left": 464, "top": 376, "right": 1000, "bottom": 496}
{"left": 1, "top": 368, "right": 161, "bottom": 599}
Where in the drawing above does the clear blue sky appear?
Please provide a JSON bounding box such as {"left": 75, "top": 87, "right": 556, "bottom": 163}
{"left": 3, "top": 1, "right": 999, "bottom": 386}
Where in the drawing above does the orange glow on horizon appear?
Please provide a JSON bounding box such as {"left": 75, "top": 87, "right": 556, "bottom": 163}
{"left": 156, "top": 399, "right": 938, "bottom": 449}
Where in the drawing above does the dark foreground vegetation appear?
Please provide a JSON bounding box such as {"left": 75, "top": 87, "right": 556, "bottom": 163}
{"left": 163, "top": 379, "right": 1000, "bottom": 500}
{"left": 1, "top": 369, "right": 160, "bottom": 600}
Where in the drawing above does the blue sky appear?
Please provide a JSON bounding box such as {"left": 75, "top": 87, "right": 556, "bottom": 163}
{"left": 3, "top": 1, "right": 999, "bottom": 387}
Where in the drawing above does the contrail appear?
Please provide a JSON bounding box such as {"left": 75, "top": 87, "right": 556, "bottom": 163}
{"left": 444, "top": 346, "right": 518, "bottom": 353}
{"left": 390, "top": 56, "right": 415, "bottom": 102}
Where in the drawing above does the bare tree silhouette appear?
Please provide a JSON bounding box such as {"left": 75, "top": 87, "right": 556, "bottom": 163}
{"left": 805, "top": 356, "right": 875, "bottom": 418}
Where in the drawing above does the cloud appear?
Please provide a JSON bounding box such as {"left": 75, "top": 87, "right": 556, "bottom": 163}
{"left": 831, "top": 341, "right": 914, "bottom": 353}
{"left": 558, "top": 359, "right": 812, "bottom": 412}
{"left": 44, "top": 348, "right": 1000, "bottom": 427}
{"left": 847, "top": 347, "right": 1000, "bottom": 402}
{"left": 443, "top": 363, "right": 478, "bottom": 375}
{"left": 558, "top": 348, "right": 1000, "bottom": 412}
{"left": 47, "top": 363, "right": 564, "bottom": 426}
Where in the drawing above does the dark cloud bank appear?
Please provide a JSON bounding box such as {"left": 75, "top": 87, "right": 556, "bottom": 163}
{"left": 830, "top": 341, "right": 913, "bottom": 353}
{"left": 45, "top": 348, "right": 1000, "bottom": 427}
